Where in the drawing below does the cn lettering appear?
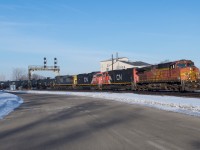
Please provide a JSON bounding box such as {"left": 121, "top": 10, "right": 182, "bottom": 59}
{"left": 116, "top": 74, "right": 122, "bottom": 80}
{"left": 84, "top": 77, "right": 89, "bottom": 83}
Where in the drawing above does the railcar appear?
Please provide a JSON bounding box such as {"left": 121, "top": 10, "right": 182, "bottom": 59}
{"left": 76, "top": 72, "right": 98, "bottom": 89}
{"left": 91, "top": 68, "right": 138, "bottom": 90}
{"left": 10, "top": 81, "right": 22, "bottom": 89}
{"left": 0, "top": 81, "right": 9, "bottom": 89}
{"left": 37, "top": 78, "right": 55, "bottom": 89}
{"left": 20, "top": 80, "right": 29, "bottom": 89}
{"left": 136, "top": 60, "right": 200, "bottom": 91}
{"left": 31, "top": 79, "right": 38, "bottom": 89}
{"left": 54, "top": 75, "right": 74, "bottom": 90}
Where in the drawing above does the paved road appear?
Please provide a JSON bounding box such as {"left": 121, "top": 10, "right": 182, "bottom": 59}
{"left": 1, "top": 93, "right": 200, "bottom": 150}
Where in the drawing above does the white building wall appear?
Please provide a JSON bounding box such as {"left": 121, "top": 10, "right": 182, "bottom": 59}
{"left": 101, "top": 61, "right": 133, "bottom": 72}
{"left": 100, "top": 58, "right": 148, "bottom": 72}
{"left": 108, "top": 62, "right": 134, "bottom": 71}
{"left": 100, "top": 57, "right": 129, "bottom": 72}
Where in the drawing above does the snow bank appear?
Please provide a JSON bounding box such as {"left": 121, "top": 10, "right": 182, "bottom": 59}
{"left": 0, "top": 91, "right": 23, "bottom": 119}
{"left": 9, "top": 90, "right": 200, "bottom": 117}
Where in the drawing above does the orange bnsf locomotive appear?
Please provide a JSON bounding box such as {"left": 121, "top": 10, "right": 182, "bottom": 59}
{"left": 54, "top": 59, "right": 200, "bottom": 91}
{"left": 136, "top": 59, "right": 200, "bottom": 91}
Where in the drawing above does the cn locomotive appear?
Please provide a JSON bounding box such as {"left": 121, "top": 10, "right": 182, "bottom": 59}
{"left": 1, "top": 59, "right": 200, "bottom": 92}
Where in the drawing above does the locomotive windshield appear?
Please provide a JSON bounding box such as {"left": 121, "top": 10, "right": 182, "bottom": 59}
{"left": 177, "top": 61, "right": 194, "bottom": 68}
{"left": 177, "top": 63, "right": 186, "bottom": 68}
{"left": 187, "top": 62, "right": 194, "bottom": 67}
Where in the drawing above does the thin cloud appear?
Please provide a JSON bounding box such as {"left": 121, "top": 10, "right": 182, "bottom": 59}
{"left": 0, "top": 3, "right": 43, "bottom": 11}
{"left": 0, "top": 4, "right": 20, "bottom": 10}
{"left": 42, "top": 2, "right": 88, "bottom": 15}
{"left": 0, "top": 21, "right": 52, "bottom": 27}
{"left": 61, "top": 4, "right": 88, "bottom": 15}
{"left": 139, "top": 31, "right": 194, "bottom": 39}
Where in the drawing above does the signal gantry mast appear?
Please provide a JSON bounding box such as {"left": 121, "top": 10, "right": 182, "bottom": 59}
{"left": 28, "top": 57, "right": 60, "bottom": 88}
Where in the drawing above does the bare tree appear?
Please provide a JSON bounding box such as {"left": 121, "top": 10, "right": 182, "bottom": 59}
{"left": 0, "top": 74, "right": 5, "bottom": 81}
{"left": 12, "top": 68, "right": 28, "bottom": 81}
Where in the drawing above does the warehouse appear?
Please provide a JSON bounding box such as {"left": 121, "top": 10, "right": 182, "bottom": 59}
{"left": 100, "top": 55, "right": 150, "bottom": 72}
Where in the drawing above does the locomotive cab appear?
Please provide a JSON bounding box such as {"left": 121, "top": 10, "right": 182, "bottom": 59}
{"left": 172, "top": 60, "right": 199, "bottom": 82}
{"left": 176, "top": 60, "right": 194, "bottom": 68}
{"left": 169, "top": 60, "right": 194, "bottom": 70}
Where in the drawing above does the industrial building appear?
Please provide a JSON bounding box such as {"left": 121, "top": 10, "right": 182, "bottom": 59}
{"left": 100, "top": 54, "right": 151, "bottom": 72}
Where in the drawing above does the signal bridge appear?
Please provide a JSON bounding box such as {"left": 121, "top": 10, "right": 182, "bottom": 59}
{"left": 28, "top": 65, "right": 60, "bottom": 80}
{"left": 28, "top": 57, "right": 60, "bottom": 88}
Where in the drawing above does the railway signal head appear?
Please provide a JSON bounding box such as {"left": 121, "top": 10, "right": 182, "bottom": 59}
{"left": 44, "top": 57, "right": 47, "bottom": 68}
{"left": 54, "top": 57, "right": 57, "bottom": 68}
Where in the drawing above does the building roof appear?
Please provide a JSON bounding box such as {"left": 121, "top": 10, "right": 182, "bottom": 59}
{"left": 100, "top": 57, "right": 128, "bottom": 62}
{"left": 120, "top": 61, "right": 151, "bottom": 66}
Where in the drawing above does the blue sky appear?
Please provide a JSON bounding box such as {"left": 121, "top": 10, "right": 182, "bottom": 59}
{"left": 0, "top": 0, "right": 200, "bottom": 80}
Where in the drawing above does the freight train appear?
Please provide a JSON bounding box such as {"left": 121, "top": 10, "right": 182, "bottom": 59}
{"left": 1, "top": 59, "right": 200, "bottom": 92}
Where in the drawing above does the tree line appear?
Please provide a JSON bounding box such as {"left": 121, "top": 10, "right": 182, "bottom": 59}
{"left": 0, "top": 68, "right": 45, "bottom": 81}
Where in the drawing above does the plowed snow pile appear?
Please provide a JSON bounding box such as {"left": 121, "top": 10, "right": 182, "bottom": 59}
{"left": 0, "top": 91, "right": 23, "bottom": 119}
{"left": 9, "top": 90, "right": 200, "bottom": 117}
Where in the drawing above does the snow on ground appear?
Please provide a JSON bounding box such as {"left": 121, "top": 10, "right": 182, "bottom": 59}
{"left": 0, "top": 91, "right": 23, "bottom": 119}
{"left": 9, "top": 90, "right": 200, "bottom": 117}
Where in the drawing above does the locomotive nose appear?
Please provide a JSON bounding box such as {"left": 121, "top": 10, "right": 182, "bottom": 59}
{"left": 189, "top": 67, "right": 199, "bottom": 81}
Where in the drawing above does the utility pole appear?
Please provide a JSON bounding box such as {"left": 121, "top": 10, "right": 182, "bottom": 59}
{"left": 112, "top": 54, "right": 114, "bottom": 71}
{"left": 116, "top": 52, "right": 119, "bottom": 69}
